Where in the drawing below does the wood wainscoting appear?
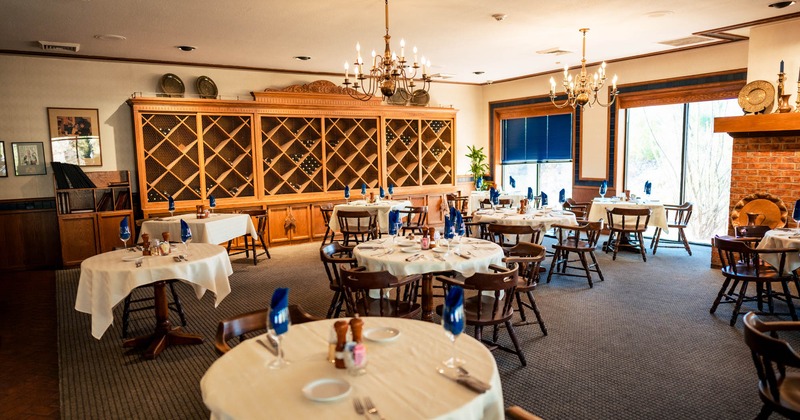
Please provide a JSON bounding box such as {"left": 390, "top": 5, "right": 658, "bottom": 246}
{"left": 0, "top": 198, "right": 61, "bottom": 271}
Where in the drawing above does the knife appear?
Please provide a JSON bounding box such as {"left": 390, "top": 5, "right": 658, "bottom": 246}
{"left": 436, "top": 368, "right": 491, "bottom": 393}
{"left": 256, "top": 338, "right": 278, "bottom": 356}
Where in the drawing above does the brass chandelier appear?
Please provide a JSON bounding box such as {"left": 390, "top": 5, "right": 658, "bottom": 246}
{"left": 549, "top": 28, "right": 618, "bottom": 109}
{"left": 342, "top": 0, "right": 431, "bottom": 101}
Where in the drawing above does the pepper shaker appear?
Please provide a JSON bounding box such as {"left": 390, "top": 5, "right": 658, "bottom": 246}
{"left": 334, "top": 320, "right": 349, "bottom": 369}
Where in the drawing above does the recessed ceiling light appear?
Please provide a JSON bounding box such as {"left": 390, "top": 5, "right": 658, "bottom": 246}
{"left": 492, "top": 13, "right": 507, "bottom": 21}
{"left": 293, "top": 56, "right": 311, "bottom": 61}
{"left": 645, "top": 10, "right": 674, "bottom": 18}
{"left": 94, "top": 34, "right": 126, "bottom": 41}
{"left": 177, "top": 45, "right": 196, "bottom": 52}
{"left": 473, "top": 71, "right": 484, "bottom": 75}
{"left": 769, "top": 1, "right": 795, "bottom": 8}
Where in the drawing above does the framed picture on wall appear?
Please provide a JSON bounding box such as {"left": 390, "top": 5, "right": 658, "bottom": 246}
{"left": 0, "top": 141, "right": 7, "bottom": 177}
{"left": 12, "top": 142, "right": 47, "bottom": 176}
{"left": 47, "top": 107, "right": 103, "bottom": 166}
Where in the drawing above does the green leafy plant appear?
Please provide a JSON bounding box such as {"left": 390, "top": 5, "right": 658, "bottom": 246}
{"left": 466, "top": 145, "right": 489, "bottom": 189}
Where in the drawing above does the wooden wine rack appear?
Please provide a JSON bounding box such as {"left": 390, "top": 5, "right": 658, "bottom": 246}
{"left": 129, "top": 81, "right": 457, "bottom": 218}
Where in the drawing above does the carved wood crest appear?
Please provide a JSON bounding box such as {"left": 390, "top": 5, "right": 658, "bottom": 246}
{"left": 263, "top": 80, "right": 353, "bottom": 95}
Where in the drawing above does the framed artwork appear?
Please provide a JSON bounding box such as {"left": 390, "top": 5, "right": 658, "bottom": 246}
{"left": 47, "top": 107, "right": 102, "bottom": 166}
{"left": 12, "top": 142, "right": 47, "bottom": 176}
{"left": 0, "top": 141, "right": 7, "bottom": 177}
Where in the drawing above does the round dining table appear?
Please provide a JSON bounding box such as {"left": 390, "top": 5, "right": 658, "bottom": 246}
{"left": 587, "top": 198, "right": 669, "bottom": 232}
{"left": 201, "top": 317, "right": 504, "bottom": 420}
{"left": 756, "top": 229, "right": 800, "bottom": 271}
{"left": 353, "top": 237, "right": 505, "bottom": 321}
{"left": 328, "top": 199, "right": 412, "bottom": 234}
{"left": 471, "top": 207, "right": 578, "bottom": 242}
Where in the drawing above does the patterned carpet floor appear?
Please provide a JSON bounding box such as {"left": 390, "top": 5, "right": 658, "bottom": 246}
{"left": 56, "top": 238, "right": 794, "bottom": 419}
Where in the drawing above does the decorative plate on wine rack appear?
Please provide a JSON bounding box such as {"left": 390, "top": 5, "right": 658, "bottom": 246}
{"left": 738, "top": 80, "right": 774, "bottom": 114}
{"left": 410, "top": 90, "right": 430, "bottom": 106}
{"left": 159, "top": 73, "right": 185, "bottom": 98}
{"left": 387, "top": 89, "right": 410, "bottom": 105}
{"left": 196, "top": 76, "right": 218, "bottom": 99}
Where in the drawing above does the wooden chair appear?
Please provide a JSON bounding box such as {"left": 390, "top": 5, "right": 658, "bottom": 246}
{"left": 505, "top": 406, "right": 545, "bottom": 420}
{"left": 563, "top": 198, "right": 590, "bottom": 221}
{"left": 121, "top": 281, "right": 186, "bottom": 339}
{"left": 710, "top": 236, "right": 798, "bottom": 326}
{"left": 547, "top": 221, "right": 604, "bottom": 288}
{"left": 336, "top": 210, "right": 378, "bottom": 245}
{"left": 446, "top": 193, "right": 469, "bottom": 216}
{"left": 226, "top": 209, "right": 271, "bottom": 265}
{"left": 504, "top": 242, "right": 547, "bottom": 335}
{"left": 650, "top": 202, "right": 693, "bottom": 256}
{"left": 479, "top": 198, "right": 494, "bottom": 209}
{"left": 486, "top": 223, "right": 542, "bottom": 253}
{"left": 742, "top": 312, "right": 800, "bottom": 420}
{"left": 605, "top": 207, "right": 651, "bottom": 261}
{"left": 339, "top": 266, "right": 422, "bottom": 318}
{"left": 214, "top": 304, "right": 320, "bottom": 355}
{"left": 319, "top": 204, "right": 337, "bottom": 244}
{"left": 398, "top": 206, "right": 428, "bottom": 236}
{"left": 498, "top": 198, "right": 513, "bottom": 208}
{"left": 735, "top": 225, "right": 771, "bottom": 245}
{"left": 319, "top": 242, "right": 356, "bottom": 318}
{"left": 435, "top": 263, "right": 527, "bottom": 366}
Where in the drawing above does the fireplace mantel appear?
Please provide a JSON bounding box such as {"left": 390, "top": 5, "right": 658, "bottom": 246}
{"left": 714, "top": 113, "right": 800, "bottom": 138}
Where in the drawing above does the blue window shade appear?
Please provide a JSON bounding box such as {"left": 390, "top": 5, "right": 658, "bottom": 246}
{"left": 502, "top": 114, "right": 573, "bottom": 163}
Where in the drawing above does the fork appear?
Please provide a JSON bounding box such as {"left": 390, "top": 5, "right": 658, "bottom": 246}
{"left": 364, "top": 397, "right": 386, "bottom": 420}
{"left": 352, "top": 398, "right": 370, "bottom": 419}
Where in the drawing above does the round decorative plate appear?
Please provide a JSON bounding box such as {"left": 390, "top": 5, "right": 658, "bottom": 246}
{"left": 387, "top": 88, "right": 410, "bottom": 105}
{"left": 196, "top": 76, "right": 218, "bottom": 99}
{"left": 730, "top": 192, "right": 787, "bottom": 229}
{"left": 410, "top": 90, "right": 430, "bottom": 106}
{"left": 738, "top": 80, "right": 775, "bottom": 114}
{"left": 301, "top": 378, "right": 351, "bottom": 402}
{"left": 159, "top": 73, "right": 185, "bottom": 97}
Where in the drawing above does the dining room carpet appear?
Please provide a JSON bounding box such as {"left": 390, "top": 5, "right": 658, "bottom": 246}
{"left": 56, "top": 239, "right": 797, "bottom": 419}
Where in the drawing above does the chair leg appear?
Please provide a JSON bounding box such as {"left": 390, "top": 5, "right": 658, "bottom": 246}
{"left": 546, "top": 249, "right": 559, "bottom": 284}
{"left": 578, "top": 252, "right": 593, "bottom": 288}
{"left": 781, "top": 280, "right": 798, "bottom": 321}
{"left": 612, "top": 232, "right": 620, "bottom": 261}
{"left": 731, "top": 280, "right": 749, "bottom": 326}
{"left": 226, "top": 240, "right": 233, "bottom": 253}
{"left": 326, "top": 291, "right": 341, "bottom": 318}
{"left": 169, "top": 281, "right": 187, "bottom": 327}
{"left": 638, "top": 232, "right": 647, "bottom": 262}
{"left": 755, "top": 405, "right": 773, "bottom": 420}
{"left": 710, "top": 277, "right": 732, "bottom": 314}
{"left": 515, "top": 292, "right": 527, "bottom": 322}
{"left": 679, "top": 228, "right": 692, "bottom": 256}
{"left": 651, "top": 228, "right": 661, "bottom": 251}
{"left": 526, "top": 290, "right": 547, "bottom": 336}
{"left": 122, "top": 294, "right": 133, "bottom": 339}
{"left": 505, "top": 321, "right": 527, "bottom": 366}
{"left": 243, "top": 236, "right": 250, "bottom": 259}
{"left": 260, "top": 234, "right": 271, "bottom": 259}
{"left": 589, "top": 251, "right": 604, "bottom": 282}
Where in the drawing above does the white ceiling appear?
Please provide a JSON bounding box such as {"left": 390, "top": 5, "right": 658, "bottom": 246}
{"left": 2, "top": 0, "right": 799, "bottom": 84}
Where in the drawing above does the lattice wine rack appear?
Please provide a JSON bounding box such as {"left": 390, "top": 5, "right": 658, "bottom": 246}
{"left": 261, "top": 116, "right": 325, "bottom": 195}
{"left": 385, "top": 119, "right": 420, "bottom": 187}
{"left": 140, "top": 113, "right": 202, "bottom": 203}
{"left": 324, "top": 117, "right": 379, "bottom": 191}
{"left": 202, "top": 115, "right": 255, "bottom": 199}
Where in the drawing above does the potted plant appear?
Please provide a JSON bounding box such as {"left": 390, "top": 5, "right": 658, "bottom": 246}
{"left": 466, "top": 145, "right": 489, "bottom": 190}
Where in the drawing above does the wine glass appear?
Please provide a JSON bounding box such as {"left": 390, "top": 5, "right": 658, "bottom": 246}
{"left": 268, "top": 307, "right": 291, "bottom": 369}
{"left": 119, "top": 221, "right": 131, "bottom": 250}
{"left": 450, "top": 225, "right": 461, "bottom": 254}
{"left": 209, "top": 195, "right": 216, "bottom": 215}
{"left": 168, "top": 195, "right": 175, "bottom": 218}
{"left": 442, "top": 286, "right": 465, "bottom": 369}
{"left": 180, "top": 221, "right": 192, "bottom": 255}
{"left": 392, "top": 222, "right": 403, "bottom": 244}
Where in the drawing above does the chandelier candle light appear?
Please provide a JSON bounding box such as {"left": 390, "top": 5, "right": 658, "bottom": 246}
{"left": 343, "top": 0, "right": 432, "bottom": 101}
{"left": 549, "top": 28, "right": 618, "bottom": 109}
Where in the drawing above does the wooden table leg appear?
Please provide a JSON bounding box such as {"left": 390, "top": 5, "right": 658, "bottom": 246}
{"left": 421, "top": 273, "right": 434, "bottom": 322}
{"left": 123, "top": 280, "right": 203, "bottom": 359}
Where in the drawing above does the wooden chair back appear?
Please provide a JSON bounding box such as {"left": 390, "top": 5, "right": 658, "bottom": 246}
{"left": 319, "top": 242, "right": 355, "bottom": 290}
{"left": 214, "top": 304, "right": 319, "bottom": 355}
{"left": 498, "top": 198, "right": 513, "bottom": 208}
{"left": 505, "top": 242, "right": 546, "bottom": 288}
{"left": 461, "top": 264, "right": 519, "bottom": 325}
{"left": 446, "top": 194, "right": 469, "bottom": 215}
{"left": 399, "top": 206, "right": 428, "bottom": 234}
{"left": 563, "top": 198, "right": 589, "bottom": 220}
{"left": 713, "top": 235, "right": 792, "bottom": 277}
{"left": 606, "top": 207, "right": 651, "bottom": 232}
{"left": 242, "top": 209, "right": 268, "bottom": 236}
{"left": 665, "top": 202, "right": 693, "bottom": 228}
{"left": 734, "top": 224, "right": 771, "bottom": 240}
{"left": 487, "top": 223, "right": 542, "bottom": 249}
{"left": 337, "top": 210, "right": 377, "bottom": 234}
{"left": 339, "top": 266, "right": 422, "bottom": 318}
{"left": 320, "top": 204, "right": 333, "bottom": 227}
{"left": 479, "top": 198, "right": 493, "bottom": 209}
{"left": 553, "top": 221, "right": 603, "bottom": 250}
{"left": 743, "top": 311, "right": 800, "bottom": 416}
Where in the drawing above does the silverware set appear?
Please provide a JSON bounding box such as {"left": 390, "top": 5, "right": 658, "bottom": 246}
{"left": 353, "top": 397, "right": 385, "bottom": 420}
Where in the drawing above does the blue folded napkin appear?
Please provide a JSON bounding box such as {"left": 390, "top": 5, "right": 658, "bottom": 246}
{"left": 361, "top": 183, "right": 367, "bottom": 196}
{"left": 344, "top": 185, "right": 350, "bottom": 199}
{"left": 119, "top": 216, "right": 131, "bottom": 241}
{"left": 490, "top": 187, "right": 499, "bottom": 205}
{"left": 168, "top": 195, "right": 175, "bottom": 212}
{"left": 209, "top": 195, "right": 216, "bottom": 208}
{"left": 644, "top": 181, "right": 652, "bottom": 195}
{"left": 559, "top": 188, "right": 566, "bottom": 204}
{"left": 455, "top": 212, "right": 465, "bottom": 236}
{"left": 509, "top": 176, "right": 516, "bottom": 189}
{"left": 793, "top": 200, "right": 800, "bottom": 222}
{"left": 541, "top": 192, "right": 548, "bottom": 206}
{"left": 270, "top": 287, "right": 290, "bottom": 335}
{"left": 527, "top": 187, "right": 534, "bottom": 201}
{"left": 444, "top": 215, "right": 454, "bottom": 239}
{"left": 443, "top": 286, "right": 465, "bottom": 336}
{"left": 180, "top": 219, "right": 192, "bottom": 243}
{"left": 388, "top": 210, "right": 400, "bottom": 235}
{"left": 388, "top": 184, "right": 394, "bottom": 195}
{"left": 599, "top": 180, "right": 608, "bottom": 196}
{"left": 380, "top": 186, "right": 385, "bottom": 198}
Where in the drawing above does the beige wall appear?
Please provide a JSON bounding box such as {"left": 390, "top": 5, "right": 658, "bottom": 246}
{"left": 481, "top": 41, "right": 750, "bottom": 189}
{"left": 0, "top": 54, "right": 483, "bottom": 200}
{"left": 747, "top": 18, "right": 800, "bottom": 107}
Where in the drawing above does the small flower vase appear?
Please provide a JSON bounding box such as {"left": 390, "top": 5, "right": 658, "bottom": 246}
{"left": 475, "top": 176, "right": 483, "bottom": 190}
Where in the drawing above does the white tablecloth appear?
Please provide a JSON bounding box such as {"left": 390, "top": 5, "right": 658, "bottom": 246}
{"left": 328, "top": 200, "right": 412, "bottom": 234}
{"left": 468, "top": 192, "right": 526, "bottom": 213}
{"left": 75, "top": 243, "right": 233, "bottom": 339}
{"left": 587, "top": 199, "right": 669, "bottom": 233}
{"left": 756, "top": 229, "right": 800, "bottom": 271}
{"left": 471, "top": 208, "right": 578, "bottom": 243}
{"left": 353, "top": 238, "right": 505, "bottom": 278}
{"left": 138, "top": 213, "right": 257, "bottom": 245}
{"left": 201, "top": 317, "right": 504, "bottom": 420}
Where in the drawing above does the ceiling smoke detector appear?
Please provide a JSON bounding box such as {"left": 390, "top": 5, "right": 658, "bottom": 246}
{"left": 38, "top": 41, "right": 80, "bottom": 52}
{"left": 658, "top": 35, "right": 715, "bottom": 47}
{"left": 536, "top": 47, "right": 573, "bottom": 56}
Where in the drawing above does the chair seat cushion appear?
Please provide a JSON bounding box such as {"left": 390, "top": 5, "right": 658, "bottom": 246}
{"left": 553, "top": 239, "right": 594, "bottom": 250}
{"left": 721, "top": 264, "right": 785, "bottom": 280}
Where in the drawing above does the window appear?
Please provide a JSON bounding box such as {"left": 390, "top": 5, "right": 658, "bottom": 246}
{"left": 500, "top": 113, "right": 573, "bottom": 199}
{"left": 625, "top": 98, "right": 739, "bottom": 242}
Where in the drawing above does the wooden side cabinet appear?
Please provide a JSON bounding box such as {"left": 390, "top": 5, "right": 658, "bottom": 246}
{"left": 55, "top": 170, "right": 135, "bottom": 266}
{"left": 267, "top": 204, "right": 312, "bottom": 245}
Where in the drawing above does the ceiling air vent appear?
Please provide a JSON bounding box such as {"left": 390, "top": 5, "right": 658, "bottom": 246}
{"left": 430, "top": 73, "right": 455, "bottom": 80}
{"left": 658, "top": 36, "right": 714, "bottom": 47}
{"left": 38, "top": 41, "right": 80, "bottom": 52}
{"left": 536, "top": 47, "right": 573, "bottom": 56}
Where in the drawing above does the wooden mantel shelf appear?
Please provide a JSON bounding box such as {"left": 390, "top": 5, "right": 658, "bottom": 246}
{"left": 714, "top": 113, "right": 800, "bottom": 138}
